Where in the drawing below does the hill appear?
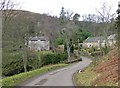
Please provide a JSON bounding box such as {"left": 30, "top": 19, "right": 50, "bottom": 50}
{"left": 92, "top": 48, "right": 119, "bottom": 86}
{"left": 3, "top": 10, "right": 115, "bottom": 50}
{"left": 2, "top": 10, "right": 95, "bottom": 52}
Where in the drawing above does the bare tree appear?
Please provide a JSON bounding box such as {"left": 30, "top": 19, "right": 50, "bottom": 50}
{"left": 61, "top": 28, "right": 71, "bottom": 62}
{"left": 0, "top": 0, "right": 28, "bottom": 72}
{"left": 95, "top": 2, "right": 116, "bottom": 34}
{"left": 81, "top": 2, "right": 116, "bottom": 24}
{"left": 96, "top": 2, "right": 116, "bottom": 23}
{"left": 0, "top": 0, "right": 21, "bottom": 26}
{"left": 96, "top": 2, "right": 116, "bottom": 37}
{"left": 66, "top": 9, "right": 74, "bottom": 20}
{"left": 73, "top": 13, "right": 80, "bottom": 24}
{"left": 82, "top": 14, "right": 103, "bottom": 23}
{"left": 95, "top": 2, "right": 116, "bottom": 49}
{"left": 59, "top": 7, "right": 72, "bottom": 61}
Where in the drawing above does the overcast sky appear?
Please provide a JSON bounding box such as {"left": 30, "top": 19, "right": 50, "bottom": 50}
{"left": 17, "top": 0, "right": 119, "bottom": 17}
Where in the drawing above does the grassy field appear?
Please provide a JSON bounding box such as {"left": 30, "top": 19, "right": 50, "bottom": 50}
{"left": 1, "top": 63, "right": 68, "bottom": 86}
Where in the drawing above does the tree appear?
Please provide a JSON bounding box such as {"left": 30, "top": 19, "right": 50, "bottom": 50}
{"left": 28, "top": 21, "right": 36, "bottom": 36}
{"left": 69, "top": 39, "right": 74, "bottom": 53}
{"left": 96, "top": 2, "right": 116, "bottom": 51}
{"left": 59, "top": 7, "right": 80, "bottom": 61}
{"left": 1, "top": 0, "right": 20, "bottom": 27}
{"left": 82, "top": 14, "right": 102, "bottom": 36}
{"left": 54, "top": 36, "right": 65, "bottom": 46}
{"left": 66, "top": 9, "right": 74, "bottom": 20}
{"left": 60, "top": 7, "right": 66, "bottom": 18}
{"left": 82, "top": 14, "right": 101, "bottom": 23}
{"left": 0, "top": 0, "right": 29, "bottom": 72}
{"left": 73, "top": 13, "right": 80, "bottom": 24}
{"left": 59, "top": 7, "right": 66, "bottom": 25}
{"left": 73, "top": 13, "right": 80, "bottom": 21}
{"left": 61, "top": 28, "right": 71, "bottom": 62}
{"left": 96, "top": 2, "right": 116, "bottom": 23}
{"left": 95, "top": 2, "right": 116, "bottom": 35}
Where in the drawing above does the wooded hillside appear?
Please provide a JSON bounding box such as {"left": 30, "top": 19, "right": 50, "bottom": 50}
{"left": 2, "top": 10, "right": 116, "bottom": 76}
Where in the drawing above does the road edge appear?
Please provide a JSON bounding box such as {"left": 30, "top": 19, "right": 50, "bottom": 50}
{"left": 72, "top": 56, "right": 93, "bottom": 87}
{"left": 72, "top": 71, "right": 78, "bottom": 87}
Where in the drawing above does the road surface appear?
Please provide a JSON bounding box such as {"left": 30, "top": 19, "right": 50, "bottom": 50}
{"left": 18, "top": 56, "right": 92, "bottom": 87}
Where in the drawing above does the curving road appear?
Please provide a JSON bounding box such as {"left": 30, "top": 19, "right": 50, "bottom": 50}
{"left": 18, "top": 56, "right": 92, "bottom": 87}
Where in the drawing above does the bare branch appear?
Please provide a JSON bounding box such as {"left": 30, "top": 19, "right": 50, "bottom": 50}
{"left": 66, "top": 9, "right": 74, "bottom": 20}
{"left": 0, "top": 0, "right": 21, "bottom": 25}
{"left": 95, "top": 2, "right": 116, "bottom": 23}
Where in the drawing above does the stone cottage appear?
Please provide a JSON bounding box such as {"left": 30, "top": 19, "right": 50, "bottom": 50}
{"left": 107, "top": 34, "right": 116, "bottom": 47}
{"left": 83, "top": 34, "right": 116, "bottom": 49}
{"left": 28, "top": 36, "right": 50, "bottom": 51}
{"left": 83, "top": 36, "right": 106, "bottom": 49}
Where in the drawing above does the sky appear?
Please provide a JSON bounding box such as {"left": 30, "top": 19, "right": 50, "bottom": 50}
{"left": 16, "top": 0, "right": 120, "bottom": 17}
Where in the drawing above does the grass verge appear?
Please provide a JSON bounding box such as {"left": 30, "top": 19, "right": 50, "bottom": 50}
{"left": 73, "top": 66, "right": 98, "bottom": 86}
{"left": 1, "top": 64, "right": 68, "bottom": 86}
{"left": 73, "top": 54, "right": 115, "bottom": 86}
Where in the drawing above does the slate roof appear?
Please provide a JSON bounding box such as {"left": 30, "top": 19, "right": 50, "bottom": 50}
{"left": 30, "top": 36, "right": 48, "bottom": 41}
{"left": 108, "top": 34, "right": 116, "bottom": 40}
{"left": 84, "top": 36, "right": 105, "bottom": 43}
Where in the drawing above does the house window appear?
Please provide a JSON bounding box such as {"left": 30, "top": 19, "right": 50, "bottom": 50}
{"left": 80, "top": 44, "right": 82, "bottom": 47}
{"left": 89, "top": 45, "right": 92, "bottom": 47}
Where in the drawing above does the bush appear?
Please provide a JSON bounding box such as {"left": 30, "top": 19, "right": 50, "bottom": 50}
{"left": 91, "top": 51, "right": 103, "bottom": 57}
{"left": 27, "top": 52, "right": 40, "bottom": 70}
{"left": 101, "top": 46, "right": 110, "bottom": 55}
{"left": 27, "top": 51, "right": 53, "bottom": 70}
{"left": 66, "top": 58, "right": 82, "bottom": 64}
{"left": 2, "top": 51, "right": 53, "bottom": 76}
{"left": 54, "top": 37, "right": 65, "bottom": 46}
{"left": 70, "top": 45, "right": 74, "bottom": 53}
{"left": 2, "top": 50, "right": 67, "bottom": 76}
{"left": 43, "top": 53, "right": 67, "bottom": 65}
{"left": 2, "top": 52, "right": 24, "bottom": 76}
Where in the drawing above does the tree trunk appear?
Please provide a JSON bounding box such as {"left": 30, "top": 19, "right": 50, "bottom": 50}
{"left": 66, "top": 43, "right": 70, "bottom": 62}
{"left": 22, "top": 47, "right": 27, "bottom": 72}
{"left": 22, "top": 35, "right": 28, "bottom": 72}
{"left": 23, "top": 63, "right": 27, "bottom": 72}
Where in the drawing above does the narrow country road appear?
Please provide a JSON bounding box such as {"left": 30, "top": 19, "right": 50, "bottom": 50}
{"left": 18, "top": 56, "right": 92, "bottom": 87}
